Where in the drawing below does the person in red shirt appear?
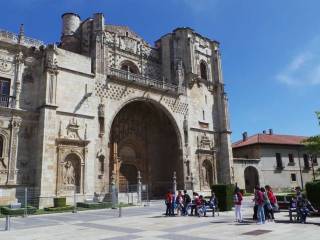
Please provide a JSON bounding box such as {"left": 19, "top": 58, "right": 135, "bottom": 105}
{"left": 265, "top": 185, "right": 277, "bottom": 220}
{"left": 234, "top": 187, "right": 243, "bottom": 222}
{"left": 255, "top": 186, "right": 265, "bottom": 224}
{"left": 165, "top": 191, "right": 173, "bottom": 216}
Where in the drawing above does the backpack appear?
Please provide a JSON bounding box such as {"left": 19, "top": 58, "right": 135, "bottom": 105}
{"left": 185, "top": 194, "right": 191, "bottom": 204}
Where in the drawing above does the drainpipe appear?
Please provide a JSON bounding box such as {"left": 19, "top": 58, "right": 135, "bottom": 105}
{"left": 297, "top": 148, "right": 304, "bottom": 190}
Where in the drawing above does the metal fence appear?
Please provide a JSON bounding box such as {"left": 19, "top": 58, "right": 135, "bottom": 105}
{"left": 0, "top": 183, "right": 150, "bottom": 212}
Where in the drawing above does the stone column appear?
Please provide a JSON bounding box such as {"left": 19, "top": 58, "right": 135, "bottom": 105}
{"left": 6, "top": 116, "right": 22, "bottom": 185}
{"left": 137, "top": 170, "right": 142, "bottom": 204}
{"left": 172, "top": 171, "right": 177, "bottom": 196}
{"left": 14, "top": 52, "right": 24, "bottom": 109}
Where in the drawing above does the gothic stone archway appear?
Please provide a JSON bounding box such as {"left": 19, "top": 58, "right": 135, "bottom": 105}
{"left": 109, "top": 101, "right": 183, "bottom": 197}
{"left": 244, "top": 166, "right": 260, "bottom": 193}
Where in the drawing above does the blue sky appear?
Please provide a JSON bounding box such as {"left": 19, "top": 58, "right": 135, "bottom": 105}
{"left": 1, "top": 0, "right": 320, "bottom": 141}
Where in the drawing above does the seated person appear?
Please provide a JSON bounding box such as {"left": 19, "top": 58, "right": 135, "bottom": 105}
{"left": 196, "top": 195, "right": 206, "bottom": 217}
{"left": 190, "top": 192, "right": 199, "bottom": 216}
{"left": 208, "top": 192, "right": 218, "bottom": 216}
{"left": 296, "top": 197, "right": 309, "bottom": 224}
{"left": 289, "top": 197, "right": 297, "bottom": 222}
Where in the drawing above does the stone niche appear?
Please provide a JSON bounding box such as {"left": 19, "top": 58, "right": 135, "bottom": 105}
{"left": 56, "top": 119, "right": 89, "bottom": 196}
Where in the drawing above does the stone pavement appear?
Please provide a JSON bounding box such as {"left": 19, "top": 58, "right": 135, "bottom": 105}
{"left": 0, "top": 199, "right": 319, "bottom": 240}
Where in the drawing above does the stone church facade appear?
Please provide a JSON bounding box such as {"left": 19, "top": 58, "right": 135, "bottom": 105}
{"left": 0, "top": 13, "right": 233, "bottom": 207}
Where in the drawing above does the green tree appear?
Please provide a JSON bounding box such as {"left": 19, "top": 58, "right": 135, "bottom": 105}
{"left": 302, "top": 135, "right": 320, "bottom": 179}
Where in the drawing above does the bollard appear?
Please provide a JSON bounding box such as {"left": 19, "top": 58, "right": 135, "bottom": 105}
{"left": 5, "top": 215, "right": 10, "bottom": 231}
{"left": 73, "top": 190, "right": 77, "bottom": 213}
{"left": 24, "top": 187, "right": 28, "bottom": 217}
{"left": 118, "top": 204, "right": 122, "bottom": 217}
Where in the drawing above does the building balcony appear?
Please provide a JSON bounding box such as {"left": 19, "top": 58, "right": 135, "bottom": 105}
{"left": 0, "top": 95, "right": 15, "bottom": 108}
{"left": 107, "top": 67, "right": 185, "bottom": 95}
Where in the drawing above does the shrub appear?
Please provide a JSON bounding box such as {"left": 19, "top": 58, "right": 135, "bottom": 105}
{"left": 211, "top": 184, "right": 235, "bottom": 211}
{"left": 305, "top": 181, "right": 320, "bottom": 209}
{"left": 76, "top": 202, "right": 112, "bottom": 209}
{"left": 54, "top": 197, "right": 66, "bottom": 208}
{"left": 44, "top": 206, "right": 74, "bottom": 212}
{"left": 0, "top": 206, "right": 37, "bottom": 216}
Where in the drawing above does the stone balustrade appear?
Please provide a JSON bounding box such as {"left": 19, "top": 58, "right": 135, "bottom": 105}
{"left": 0, "top": 29, "right": 44, "bottom": 48}
{"left": 108, "top": 67, "right": 185, "bottom": 95}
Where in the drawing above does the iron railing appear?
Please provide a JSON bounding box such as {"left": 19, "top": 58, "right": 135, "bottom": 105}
{"left": 0, "top": 95, "right": 15, "bottom": 108}
{"left": 108, "top": 67, "right": 184, "bottom": 94}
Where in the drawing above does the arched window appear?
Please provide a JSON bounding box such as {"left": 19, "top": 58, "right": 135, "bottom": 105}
{"left": 0, "top": 135, "right": 3, "bottom": 157}
{"left": 200, "top": 61, "right": 208, "bottom": 80}
{"left": 120, "top": 61, "right": 139, "bottom": 74}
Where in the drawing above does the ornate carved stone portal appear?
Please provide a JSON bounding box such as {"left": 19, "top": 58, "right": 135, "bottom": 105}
{"left": 56, "top": 118, "right": 89, "bottom": 195}
{"left": 110, "top": 101, "right": 183, "bottom": 197}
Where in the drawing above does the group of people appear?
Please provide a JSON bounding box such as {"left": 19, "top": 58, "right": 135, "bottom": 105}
{"left": 165, "top": 190, "right": 218, "bottom": 217}
{"left": 165, "top": 185, "right": 317, "bottom": 224}
{"left": 251, "top": 185, "right": 278, "bottom": 224}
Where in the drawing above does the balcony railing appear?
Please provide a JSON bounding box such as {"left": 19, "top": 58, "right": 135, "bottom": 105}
{"left": 108, "top": 67, "right": 184, "bottom": 94}
{"left": 0, "top": 95, "right": 15, "bottom": 108}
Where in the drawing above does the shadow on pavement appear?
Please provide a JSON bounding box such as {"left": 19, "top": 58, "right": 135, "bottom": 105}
{"left": 275, "top": 219, "right": 320, "bottom": 227}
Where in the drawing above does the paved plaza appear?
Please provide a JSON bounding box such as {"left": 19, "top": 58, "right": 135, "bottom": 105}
{"left": 0, "top": 199, "right": 319, "bottom": 240}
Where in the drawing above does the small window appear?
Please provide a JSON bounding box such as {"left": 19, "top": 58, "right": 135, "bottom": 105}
{"left": 303, "top": 154, "right": 310, "bottom": 169}
{"left": 276, "top": 153, "right": 283, "bottom": 169}
{"left": 205, "top": 95, "right": 207, "bottom": 104}
{"left": 98, "top": 117, "right": 104, "bottom": 136}
{"left": 0, "top": 78, "right": 10, "bottom": 107}
{"left": 202, "top": 110, "right": 205, "bottom": 121}
{"left": 200, "top": 61, "right": 207, "bottom": 80}
{"left": 291, "top": 173, "right": 297, "bottom": 182}
{"left": 288, "top": 153, "right": 294, "bottom": 164}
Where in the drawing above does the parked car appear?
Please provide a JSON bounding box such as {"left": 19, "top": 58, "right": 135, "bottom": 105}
{"left": 275, "top": 194, "right": 295, "bottom": 210}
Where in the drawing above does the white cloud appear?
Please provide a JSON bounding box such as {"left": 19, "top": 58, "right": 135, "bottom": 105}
{"left": 276, "top": 39, "right": 320, "bottom": 86}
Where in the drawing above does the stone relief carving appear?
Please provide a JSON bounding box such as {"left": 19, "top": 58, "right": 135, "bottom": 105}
{"left": 198, "top": 133, "right": 213, "bottom": 150}
{"left": 65, "top": 118, "right": 81, "bottom": 140}
{"left": 64, "top": 160, "right": 75, "bottom": 185}
{"left": 98, "top": 103, "right": 105, "bottom": 117}
{"left": 162, "top": 97, "right": 188, "bottom": 115}
{"left": 95, "top": 82, "right": 135, "bottom": 101}
{"left": 0, "top": 55, "right": 13, "bottom": 73}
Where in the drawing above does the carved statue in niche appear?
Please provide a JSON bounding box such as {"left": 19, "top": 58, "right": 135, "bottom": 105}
{"left": 64, "top": 160, "right": 75, "bottom": 185}
{"left": 176, "top": 59, "right": 184, "bottom": 88}
{"left": 202, "top": 160, "right": 213, "bottom": 188}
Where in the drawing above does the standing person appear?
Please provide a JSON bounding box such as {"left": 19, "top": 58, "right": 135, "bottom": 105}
{"left": 261, "top": 187, "right": 272, "bottom": 221}
{"left": 234, "top": 187, "right": 243, "bottom": 222}
{"left": 209, "top": 191, "right": 218, "bottom": 217}
{"left": 165, "top": 190, "right": 173, "bottom": 216}
{"left": 175, "top": 190, "right": 184, "bottom": 216}
{"left": 183, "top": 190, "right": 191, "bottom": 216}
{"left": 265, "top": 185, "right": 277, "bottom": 220}
{"left": 255, "top": 186, "right": 265, "bottom": 224}
{"left": 191, "top": 192, "right": 199, "bottom": 216}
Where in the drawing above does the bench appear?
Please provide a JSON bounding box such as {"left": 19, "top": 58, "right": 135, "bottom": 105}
{"left": 188, "top": 203, "right": 219, "bottom": 217}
